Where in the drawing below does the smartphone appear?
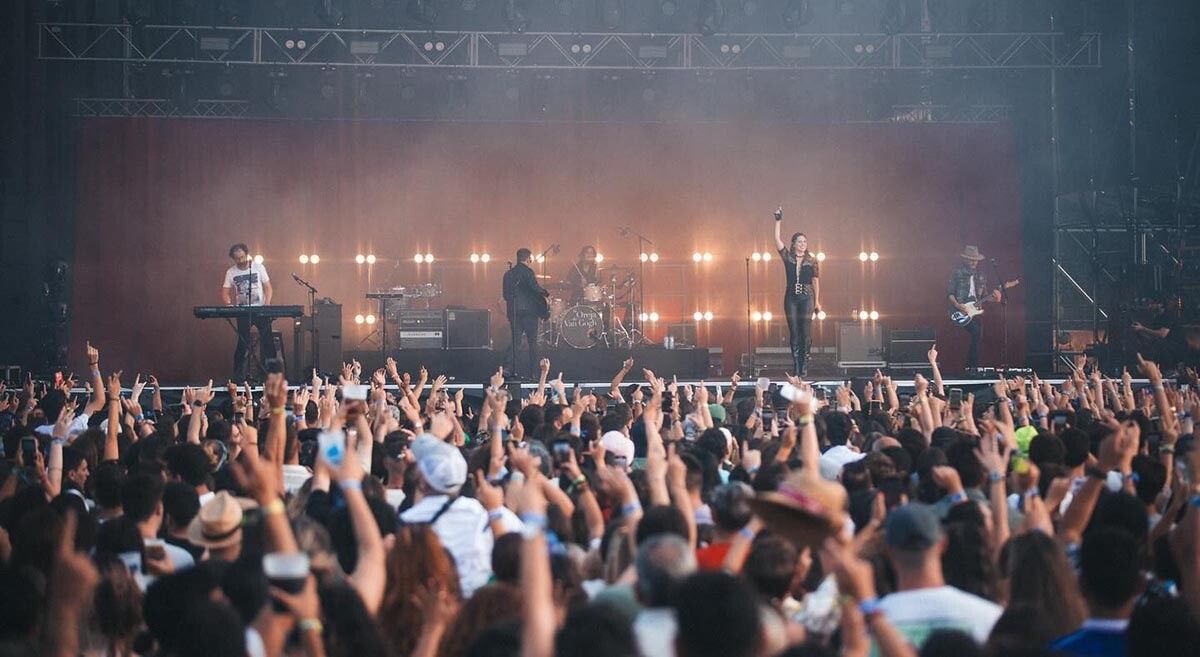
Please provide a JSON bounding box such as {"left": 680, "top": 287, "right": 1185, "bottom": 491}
{"left": 1049, "top": 410, "right": 1070, "bottom": 431}
{"left": 948, "top": 388, "right": 963, "bottom": 411}
{"left": 552, "top": 439, "right": 572, "bottom": 462}
{"left": 20, "top": 437, "right": 37, "bottom": 465}
{"left": 144, "top": 538, "right": 166, "bottom": 561}
{"left": 343, "top": 384, "right": 369, "bottom": 401}
{"left": 869, "top": 400, "right": 883, "bottom": 413}
{"left": 760, "top": 407, "right": 774, "bottom": 425}
{"left": 233, "top": 411, "right": 245, "bottom": 424}
{"left": 317, "top": 430, "right": 347, "bottom": 467}
{"left": 1183, "top": 384, "right": 1191, "bottom": 394}
{"left": 143, "top": 409, "right": 159, "bottom": 422}
{"left": 756, "top": 377, "right": 771, "bottom": 391}
{"left": 814, "top": 387, "right": 828, "bottom": 402}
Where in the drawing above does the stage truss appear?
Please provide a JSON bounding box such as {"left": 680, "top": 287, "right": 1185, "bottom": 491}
{"left": 39, "top": 23, "right": 1101, "bottom": 71}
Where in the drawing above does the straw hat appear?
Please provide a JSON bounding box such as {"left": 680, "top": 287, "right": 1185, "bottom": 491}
{"left": 960, "top": 245, "right": 986, "bottom": 261}
{"left": 748, "top": 470, "right": 847, "bottom": 548}
{"left": 187, "top": 491, "right": 258, "bottom": 550}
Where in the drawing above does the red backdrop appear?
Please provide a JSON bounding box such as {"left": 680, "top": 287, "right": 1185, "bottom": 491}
{"left": 72, "top": 118, "right": 1024, "bottom": 381}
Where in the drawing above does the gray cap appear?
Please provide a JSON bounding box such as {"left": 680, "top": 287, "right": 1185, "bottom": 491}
{"left": 884, "top": 503, "right": 943, "bottom": 552}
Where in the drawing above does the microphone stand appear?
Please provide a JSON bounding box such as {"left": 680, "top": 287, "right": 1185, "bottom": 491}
{"left": 989, "top": 259, "right": 1009, "bottom": 366}
{"left": 745, "top": 257, "right": 754, "bottom": 374}
{"left": 293, "top": 273, "right": 319, "bottom": 378}
{"left": 620, "top": 227, "right": 653, "bottom": 345}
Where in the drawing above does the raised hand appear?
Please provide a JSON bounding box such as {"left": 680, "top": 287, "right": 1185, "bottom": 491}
{"left": 106, "top": 371, "right": 123, "bottom": 400}
{"left": 927, "top": 345, "right": 938, "bottom": 364}
{"left": 622, "top": 357, "right": 634, "bottom": 371}
{"left": 490, "top": 366, "right": 505, "bottom": 390}
{"left": 86, "top": 341, "right": 100, "bottom": 366}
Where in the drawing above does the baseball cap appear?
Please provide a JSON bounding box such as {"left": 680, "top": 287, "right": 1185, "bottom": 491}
{"left": 884, "top": 503, "right": 943, "bottom": 552}
{"left": 412, "top": 433, "right": 468, "bottom": 494}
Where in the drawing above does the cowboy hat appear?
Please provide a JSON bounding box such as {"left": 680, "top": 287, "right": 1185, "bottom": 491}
{"left": 187, "top": 491, "right": 259, "bottom": 550}
{"left": 747, "top": 470, "right": 847, "bottom": 548}
{"left": 960, "top": 245, "right": 986, "bottom": 261}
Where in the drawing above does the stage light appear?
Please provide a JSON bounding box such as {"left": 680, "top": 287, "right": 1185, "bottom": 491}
{"left": 424, "top": 253, "right": 435, "bottom": 263}
{"left": 869, "top": 251, "right": 879, "bottom": 262}
{"left": 649, "top": 252, "right": 659, "bottom": 263}
{"left": 858, "top": 251, "right": 869, "bottom": 262}
{"left": 649, "top": 311, "right": 660, "bottom": 322}
{"left": 761, "top": 252, "right": 771, "bottom": 262}
{"left": 815, "top": 251, "right": 826, "bottom": 262}
{"left": 869, "top": 310, "right": 879, "bottom": 321}
{"left": 704, "top": 311, "right": 714, "bottom": 321}
{"left": 693, "top": 252, "right": 703, "bottom": 262}
{"left": 366, "top": 254, "right": 376, "bottom": 264}
{"left": 858, "top": 310, "right": 869, "bottom": 320}
{"left": 354, "top": 314, "right": 365, "bottom": 325}
{"left": 751, "top": 311, "right": 763, "bottom": 322}
{"left": 299, "top": 254, "right": 309, "bottom": 264}
{"left": 639, "top": 312, "right": 649, "bottom": 322}
{"left": 310, "top": 254, "right": 320, "bottom": 264}
{"left": 253, "top": 254, "right": 263, "bottom": 264}
{"left": 815, "top": 310, "right": 827, "bottom": 320}
{"left": 762, "top": 311, "right": 773, "bottom": 321}
{"left": 470, "top": 253, "right": 480, "bottom": 263}
{"left": 414, "top": 253, "right": 424, "bottom": 263}
{"left": 703, "top": 252, "right": 713, "bottom": 262}
{"left": 594, "top": 253, "right": 603, "bottom": 263}
{"left": 355, "top": 254, "right": 366, "bottom": 264}
{"left": 365, "top": 314, "right": 377, "bottom": 324}
{"left": 480, "top": 253, "right": 491, "bottom": 263}
{"left": 693, "top": 311, "right": 703, "bottom": 321}
{"left": 535, "top": 254, "right": 545, "bottom": 263}
{"left": 751, "top": 252, "right": 762, "bottom": 262}
{"left": 640, "top": 253, "right": 649, "bottom": 262}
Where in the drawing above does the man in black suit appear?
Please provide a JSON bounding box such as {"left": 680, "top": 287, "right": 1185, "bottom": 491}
{"left": 502, "top": 248, "right": 549, "bottom": 377}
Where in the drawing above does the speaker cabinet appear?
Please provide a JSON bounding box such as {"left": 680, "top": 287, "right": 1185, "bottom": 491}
{"left": 445, "top": 309, "right": 490, "bottom": 349}
{"left": 837, "top": 322, "right": 886, "bottom": 368}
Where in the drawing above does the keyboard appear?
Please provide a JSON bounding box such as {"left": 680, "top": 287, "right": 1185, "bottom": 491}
{"left": 193, "top": 305, "right": 305, "bottom": 320}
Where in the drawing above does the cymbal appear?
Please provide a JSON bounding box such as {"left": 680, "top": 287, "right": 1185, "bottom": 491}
{"left": 599, "top": 265, "right": 631, "bottom": 272}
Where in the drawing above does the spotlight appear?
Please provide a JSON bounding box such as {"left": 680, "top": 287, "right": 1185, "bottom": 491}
{"left": 640, "top": 253, "right": 649, "bottom": 262}
{"left": 310, "top": 254, "right": 320, "bottom": 264}
{"left": 858, "top": 251, "right": 869, "bottom": 262}
{"left": 481, "top": 253, "right": 491, "bottom": 263}
{"left": 815, "top": 251, "right": 826, "bottom": 262}
{"left": 365, "top": 314, "right": 377, "bottom": 324}
{"left": 762, "top": 311, "right": 773, "bottom": 322}
{"left": 703, "top": 252, "right": 713, "bottom": 262}
{"left": 299, "top": 254, "right": 309, "bottom": 264}
{"left": 649, "top": 312, "right": 660, "bottom": 322}
{"left": 535, "top": 254, "right": 545, "bottom": 263}
{"left": 649, "top": 252, "right": 659, "bottom": 263}
{"left": 751, "top": 252, "right": 762, "bottom": 262}
{"left": 594, "top": 253, "right": 603, "bottom": 263}
{"left": 761, "top": 252, "right": 771, "bottom": 262}
{"left": 354, "top": 314, "right": 365, "bottom": 324}
{"left": 639, "top": 312, "right": 649, "bottom": 322}
{"left": 869, "top": 310, "right": 879, "bottom": 321}
{"left": 816, "top": 310, "right": 827, "bottom": 320}
{"left": 414, "top": 254, "right": 424, "bottom": 263}
{"left": 470, "top": 253, "right": 480, "bottom": 263}
{"left": 693, "top": 311, "right": 703, "bottom": 321}
{"left": 355, "top": 254, "right": 366, "bottom": 264}
{"left": 751, "top": 311, "right": 763, "bottom": 322}
{"left": 693, "top": 252, "right": 703, "bottom": 262}
{"left": 869, "top": 251, "right": 879, "bottom": 262}
{"left": 704, "top": 311, "right": 714, "bottom": 321}
{"left": 424, "top": 253, "right": 435, "bottom": 263}
{"left": 366, "top": 254, "right": 376, "bottom": 264}
{"left": 858, "top": 310, "right": 869, "bottom": 320}
{"left": 253, "top": 254, "right": 264, "bottom": 264}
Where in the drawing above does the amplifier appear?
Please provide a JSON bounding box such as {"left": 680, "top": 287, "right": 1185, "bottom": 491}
{"left": 294, "top": 301, "right": 342, "bottom": 379}
{"left": 837, "top": 322, "right": 886, "bottom": 368}
{"left": 888, "top": 328, "right": 936, "bottom": 368}
{"left": 667, "top": 323, "right": 697, "bottom": 348}
{"left": 445, "top": 309, "right": 490, "bottom": 349}
{"left": 397, "top": 310, "right": 444, "bottom": 349}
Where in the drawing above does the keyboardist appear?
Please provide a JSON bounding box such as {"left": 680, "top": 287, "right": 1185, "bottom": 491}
{"left": 221, "top": 243, "right": 276, "bottom": 378}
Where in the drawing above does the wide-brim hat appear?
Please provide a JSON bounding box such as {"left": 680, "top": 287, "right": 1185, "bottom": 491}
{"left": 748, "top": 470, "right": 847, "bottom": 549}
{"left": 187, "top": 491, "right": 259, "bottom": 550}
{"left": 960, "top": 245, "right": 986, "bottom": 261}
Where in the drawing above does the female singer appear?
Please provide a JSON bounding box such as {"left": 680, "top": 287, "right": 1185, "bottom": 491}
{"left": 773, "top": 208, "right": 821, "bottom": 376}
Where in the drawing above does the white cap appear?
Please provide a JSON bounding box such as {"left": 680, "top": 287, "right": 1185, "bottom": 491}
{"left": 601, "top": 430, "right": 635, "bottom": 468}
{"left": 818, "top": 444, "right": 866, "bottom": 481}
{"left": 412, "top": 433, "right": 468, "bottom": 494}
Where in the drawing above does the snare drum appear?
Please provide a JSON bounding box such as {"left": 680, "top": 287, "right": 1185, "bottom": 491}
{"left": 582, "top": 284, "right": 603, "bottom": 303}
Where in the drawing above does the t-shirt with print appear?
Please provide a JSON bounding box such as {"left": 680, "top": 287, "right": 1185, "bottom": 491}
{"left": 223, "top": 262, "right": 270, "bottom": 306}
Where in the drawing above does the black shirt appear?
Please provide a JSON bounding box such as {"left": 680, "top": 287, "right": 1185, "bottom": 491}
{"left": 778, "top": 247, "right": 819, "bottom": 297}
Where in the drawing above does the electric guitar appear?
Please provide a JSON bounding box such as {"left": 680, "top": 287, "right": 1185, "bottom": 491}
{"left": 949, "top": 279, "right": 1020, "bottom": 326}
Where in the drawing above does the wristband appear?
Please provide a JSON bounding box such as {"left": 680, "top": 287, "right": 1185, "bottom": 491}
{"left": 520, "top": 512, "right": 548, "bottom": 538}
{"left": 338, "top": 479, "right": 363, "bottom": 492}
{"left": 510, "top": 471, "right": 526, "bottom": 483}
{"left": 135, "top": 414, "right": 145, "bottom": 422}
{"left": 1189, "top": 495, "right": 1200, "bottom": 508}
{"left": 192, "top": 401, "right": 206, "bottom": 408}
{"left": 621, "top": 501, "right": 643, "bottom": 516}
{"left": 261, "top": 498, "right": 285, "bottom": 516}
{"left": 487, "top": 509, "right": 506, "bottom": 522}
{"left": 795, "top": 415, "right": 814, "bottom": 427}
{"left": 988, "top": 471, "right": 1004, "bottom": 483}
{"left": 945, "top": 491, "right": 967, "bottom": 505}
{"left": 271, "top": 407, "right": 286, "bottom": 415}
{"left": 858, "top": 597, "right": 882, "bottom": 617}
{"left": 738, "top": 526, "right": 756, "bottom": 540}
{"left": 1160, "top": 445, "right": 1176, "bottom": 455}
{"left": 298, "top": 618, "right": 323, "bottom": 634}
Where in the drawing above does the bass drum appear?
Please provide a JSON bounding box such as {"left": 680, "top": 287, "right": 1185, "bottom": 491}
{"left": 560, "top": 305, "right": 604, "bottom": 349}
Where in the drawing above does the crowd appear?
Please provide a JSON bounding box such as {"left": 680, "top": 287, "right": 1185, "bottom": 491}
{"left": 1, "top": 343, "right": 1199, "bottom": 657}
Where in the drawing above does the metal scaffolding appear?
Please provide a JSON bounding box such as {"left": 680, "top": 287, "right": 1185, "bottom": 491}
{"left": 39, "top": 23, "right": 1101, "bottom": 71}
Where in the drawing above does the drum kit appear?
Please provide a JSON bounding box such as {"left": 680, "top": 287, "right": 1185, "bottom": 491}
{"left": 541, "top": 266, "right": 644, "bottom": 349}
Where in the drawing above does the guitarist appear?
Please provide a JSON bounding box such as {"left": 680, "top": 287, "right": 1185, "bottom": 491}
{"left": 502, "top": 248, "right": 550, "bottom": 377}
{"left": 947, "top": 245, "right": 997, "bottom": 372}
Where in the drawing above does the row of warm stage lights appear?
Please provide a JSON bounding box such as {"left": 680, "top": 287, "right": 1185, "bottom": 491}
{"left": 288, "top": 250, "right": 883, "bottom": 265}
{"left": 349, "top": 308, "right": 879, "bottom": 327}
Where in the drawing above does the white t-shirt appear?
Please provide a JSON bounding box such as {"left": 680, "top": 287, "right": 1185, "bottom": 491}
{"left": 223, "top": 262, "right": 270, "bottom": 306}
{"left": 876, "top": 585, "right": 1002, "bottom": 647}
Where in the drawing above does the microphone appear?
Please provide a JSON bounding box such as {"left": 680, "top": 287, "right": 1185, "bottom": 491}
{"left": 292, "top": 272, "right": 302, "bottom": 282}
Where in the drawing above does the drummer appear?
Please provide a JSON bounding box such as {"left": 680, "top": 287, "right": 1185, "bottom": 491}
{"left": 565, "top": 245, "right": 601, "bottom": 304}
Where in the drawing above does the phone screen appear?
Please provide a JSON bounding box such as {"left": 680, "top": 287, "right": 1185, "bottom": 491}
{"left": 21, "top": 437, "right": 37, "bottom": 465}
{"left": 948, "top": 388, "right": 963, "bottom": 411}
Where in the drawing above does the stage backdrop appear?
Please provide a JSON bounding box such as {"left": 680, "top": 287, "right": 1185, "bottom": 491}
{"left": 73, "top": 119, "right": 1024, "bottom": 381}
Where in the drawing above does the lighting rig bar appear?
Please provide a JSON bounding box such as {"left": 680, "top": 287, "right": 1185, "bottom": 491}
{"left": 39, "top": 23, "right": 1100, "bottom": 71}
